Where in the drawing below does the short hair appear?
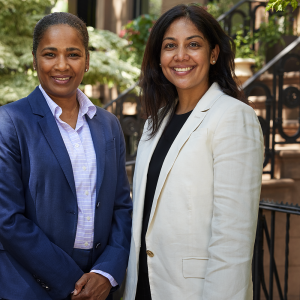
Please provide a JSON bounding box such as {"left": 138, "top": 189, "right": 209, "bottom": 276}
{"left": 33, "top": 12, "right": 89, "bottom": 58}
{"left": 140, "top": 4, "right": 246, "bottom": 138}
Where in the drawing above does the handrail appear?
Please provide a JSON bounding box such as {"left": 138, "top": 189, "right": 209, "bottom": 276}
{"left": 217, "top": 0, "right": 266, "bottom": 22}
{"left": 103, "top": 82, "right": 139, "bottom": 110}
{"left": 242, "top": 36, "right": 300, "bottom": 89}
{"left": 259, "top": 200, "right": 300, "bottom": 215}
{"left": 217, "top": 0, "right": 248, "bottom": 22}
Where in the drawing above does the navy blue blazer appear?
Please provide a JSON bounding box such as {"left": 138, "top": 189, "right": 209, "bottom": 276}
{"left": 0, "top": 87, "right": 132, "bottom": 300}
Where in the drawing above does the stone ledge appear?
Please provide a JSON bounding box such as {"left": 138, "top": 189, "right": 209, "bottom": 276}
{"left": 262, "top": 178, "right": 295, "bottom": 188}
{"left": 279, "top": 149, "right": 300, "bottom": 158}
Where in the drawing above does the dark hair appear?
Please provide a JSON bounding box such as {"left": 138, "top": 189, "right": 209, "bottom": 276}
{"left": 140, "top": 4, "right": 246, "bottom": 138}
{"left": 33, "top": 12, "right": 89, "bottom": 58}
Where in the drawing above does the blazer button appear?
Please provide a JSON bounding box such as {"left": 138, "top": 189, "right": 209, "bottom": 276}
{"left": 146, "top": 250, "right": 154, "bottom": 257}
{"left": 96, "top": 202, "right": 100, "bottom": 208}
{"left": 95, "top": 242, "right": 101, "bottom": 249}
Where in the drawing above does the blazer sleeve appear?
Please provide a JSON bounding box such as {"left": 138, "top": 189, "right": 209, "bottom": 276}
{"left": 92, "top": 117, "right": 132, "bottom": 287}
{"left": 202, "top": 101, "right": 264, "bottom": 300}
{"left": 0, "top": 107, "right": 84, "bottom": 299}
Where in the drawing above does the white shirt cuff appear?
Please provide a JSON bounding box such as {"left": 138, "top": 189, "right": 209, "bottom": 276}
{"left": 91, "top": 270, "right": 118, "bottom": 287}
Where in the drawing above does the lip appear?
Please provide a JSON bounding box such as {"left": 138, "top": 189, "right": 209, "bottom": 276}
{"left": 51, "top": 76, "right": 72, "bottom": 84}
{"left": 171, "top": 66, "right": 196, "bottom": 76}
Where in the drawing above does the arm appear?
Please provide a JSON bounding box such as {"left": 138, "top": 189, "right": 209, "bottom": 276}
{"left": 202, "top": 102, "right": 264, "bottom": 300}
{"left": 0, "top": 107, "right": 83, "bottom": 299}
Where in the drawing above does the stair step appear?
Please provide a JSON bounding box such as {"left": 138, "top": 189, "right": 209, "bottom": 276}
{"left": 261, "top": 178, "right": 295, "bottom": 203}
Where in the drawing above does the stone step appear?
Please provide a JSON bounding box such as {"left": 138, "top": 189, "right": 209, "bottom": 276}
{"left": 261, "top": 178, "right": 295, "bottom": 204}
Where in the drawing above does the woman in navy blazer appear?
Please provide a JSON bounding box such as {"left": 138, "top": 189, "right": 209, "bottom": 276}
{"left": 0, "top": 13, "right": 132, "bottom": 300}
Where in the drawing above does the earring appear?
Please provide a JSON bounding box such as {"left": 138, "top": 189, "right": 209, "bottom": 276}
{"left": 33, "top": 67, "right": 36, "bottom": 70}
{"left": 159, "top": 63, "right": 161, "bottom": 67}
{"left": 85, "top": 69, "right": 88, "bottom": 72}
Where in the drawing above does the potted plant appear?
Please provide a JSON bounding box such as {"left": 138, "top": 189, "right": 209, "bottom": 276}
{"left": 234, "top": 30, "right": 258, "bottom": 83}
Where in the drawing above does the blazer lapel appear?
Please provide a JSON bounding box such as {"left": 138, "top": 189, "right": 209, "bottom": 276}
{"left": 86, "top": 113, "right": 106, "bottom": 200}
{"left": 27, "top": 87, "right": 77, "bottom": 198}
{"left": 147, "top": 83, "right": 224, "bottom": 229}
{"left": 38, "top": 116, "right": 77, "bottom": 198}
{"left": 132, "top": 115, "right": 169, "bottom": 241}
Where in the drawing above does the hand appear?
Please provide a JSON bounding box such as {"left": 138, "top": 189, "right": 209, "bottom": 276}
{"left": 71, "top": 272, "right": 112, "bottom": 300}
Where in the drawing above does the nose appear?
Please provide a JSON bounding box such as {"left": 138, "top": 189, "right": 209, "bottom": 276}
{"left": 55, "top": 54, "right": 69, "bottom": 71}
{"left": 174, "top": 45, "right": 189, "bottom": 61}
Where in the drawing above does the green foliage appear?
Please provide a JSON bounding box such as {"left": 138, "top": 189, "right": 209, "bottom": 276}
{"left": 121, "top": 14, "right": 157, "bottom": 66}
{"left": 259, "top": 15, "right": 285, "bottom": 54}
{"left": 149, "top": 0, "right": 162, "bottom": 17}
{"left": 206, "top": 0, "right": 234, "bottom": 19}
{"left": 234, "top": 30, "right": 257, "bottom": 59}
{"left": 234, "top": 15, "right": 284, "bottom": 70}
{"left": 86, "top": 27, "right": 140, "bottom": 89}
{"left": 0, "top": 0, "right": 55, "bottom": 104}
{"left": 266, "top": 0, "right": 298, "bottom": 12}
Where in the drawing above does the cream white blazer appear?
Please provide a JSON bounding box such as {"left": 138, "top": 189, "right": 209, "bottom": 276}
{"left": 123, "top": 83, "right": 264, "bottom": 300}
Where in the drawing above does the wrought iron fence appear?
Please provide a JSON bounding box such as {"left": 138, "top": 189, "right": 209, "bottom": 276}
{"left": 244, "top": 36, "right": 300, "bottom": 178}
{"left": 103, "top": 83, "right": 144, "bottom": 161}
{"left": 253, "top": 200, "right": 300, "bottom": 300}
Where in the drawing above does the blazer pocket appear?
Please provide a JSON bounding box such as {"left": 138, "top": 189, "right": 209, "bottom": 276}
{"left": 106, "top": 137, "right": 116, "bottom": 151}
{"left": 182, "top": 257, "right": 208, "bottom": 279}
{"left": 189, "top": 128, "right": 208, "bottom": 139}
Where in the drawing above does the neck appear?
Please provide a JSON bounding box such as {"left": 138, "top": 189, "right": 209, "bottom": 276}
{"left": 176, "top": 82, "right": 210, "bottom": 115}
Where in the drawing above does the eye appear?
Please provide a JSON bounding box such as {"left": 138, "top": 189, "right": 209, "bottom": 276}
{"left": 165, "top": 43, "right": 176, "bottom": 49}
{"left": 69, "top": 53, "right": 80, "bottom": 57}
{"left": 44, "top": 53, "right": 55, "bottom": 57}
{"left": 189, "top": 42, "right": 200, "bottom": 48}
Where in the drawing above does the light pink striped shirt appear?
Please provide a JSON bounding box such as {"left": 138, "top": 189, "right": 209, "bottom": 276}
{"left": 39, "top": 85, "right": 117, "bottom": 287}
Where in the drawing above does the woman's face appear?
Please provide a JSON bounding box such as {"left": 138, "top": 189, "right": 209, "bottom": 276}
{"left": 160, "top": 18, "right": 219, "bottom": 95}
{"left": 33, "top": 24, "right": 89, "bottom": 101}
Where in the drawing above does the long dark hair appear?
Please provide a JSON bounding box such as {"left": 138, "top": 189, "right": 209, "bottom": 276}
{"left": 140, "top": 4, "right": 246, "bottom": 138}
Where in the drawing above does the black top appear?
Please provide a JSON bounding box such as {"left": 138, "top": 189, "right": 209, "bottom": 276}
{"left": 139, "top": 109, "right": 193, "bottom": 274}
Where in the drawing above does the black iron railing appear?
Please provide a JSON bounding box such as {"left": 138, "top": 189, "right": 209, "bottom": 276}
{"left": 253, "top": 201, "right": 300, "bottom": 300}
{"left": 244, "top": 36, "right": 300, "bottom": 178}
{"left": 103, "top": 83, "right": 144, "bottom": 161}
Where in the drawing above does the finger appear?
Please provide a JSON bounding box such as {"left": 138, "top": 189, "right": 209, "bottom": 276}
{"left": 73, "top": 273, "right": 89, "bottom": 296}
{"left": 99, "top": 288, "right": 111, "bottom": 300}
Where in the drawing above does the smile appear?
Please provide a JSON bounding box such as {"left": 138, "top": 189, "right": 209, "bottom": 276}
{"left": 53, "top": 77, "right": 70, "bottom": 81}
{"left": 173, "top": 67, "right": 195, "bottom": 72}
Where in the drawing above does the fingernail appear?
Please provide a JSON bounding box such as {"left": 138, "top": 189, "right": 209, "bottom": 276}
{"left": 73, "top": 289, "right": 78, "bottom": 295}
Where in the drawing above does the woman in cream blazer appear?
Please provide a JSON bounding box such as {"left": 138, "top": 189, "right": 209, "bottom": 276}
{"left": 124, "top": 4, "right": 264, "bottom": 300}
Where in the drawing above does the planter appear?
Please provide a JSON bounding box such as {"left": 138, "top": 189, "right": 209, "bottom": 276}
{"left": 234, "top": 58, "right": 255, "bottom": 84}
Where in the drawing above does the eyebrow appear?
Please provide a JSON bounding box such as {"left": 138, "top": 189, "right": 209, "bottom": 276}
{"left": 41, "top": 47, "right": 82, "bottom": 52}
{"left": 162, "top": 35, "right": 204, "bottom": 42}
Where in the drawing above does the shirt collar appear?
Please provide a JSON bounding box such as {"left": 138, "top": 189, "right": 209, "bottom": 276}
{"left": 39, "top": 85, "right": 97, "bottom": 119}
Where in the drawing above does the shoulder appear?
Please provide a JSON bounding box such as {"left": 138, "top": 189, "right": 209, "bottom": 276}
{"left": 210, "top": 93, "right": 256, "bottom": 122}
{"left": 0, "top": 97, "right": 30, "bottom": 116}
{"left": 94, "top": 106, "right": 122, "bottom": 133}
{"left": 0, "top": 97, "right": 31, "bottom": 128}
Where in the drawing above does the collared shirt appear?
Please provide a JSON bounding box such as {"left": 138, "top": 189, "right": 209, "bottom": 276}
{"left": 39, "top": 85, "right": 117, "bottom": 287}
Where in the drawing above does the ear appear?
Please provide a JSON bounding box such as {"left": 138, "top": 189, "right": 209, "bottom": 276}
{"left": 85, "top": 52, "right": 90, "bottom": 72}
{"left": 210, "top": 44, "right": 220, "bottom": 64}
{"left": 32, "top": 51, "right": 37, "bottom": 70}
